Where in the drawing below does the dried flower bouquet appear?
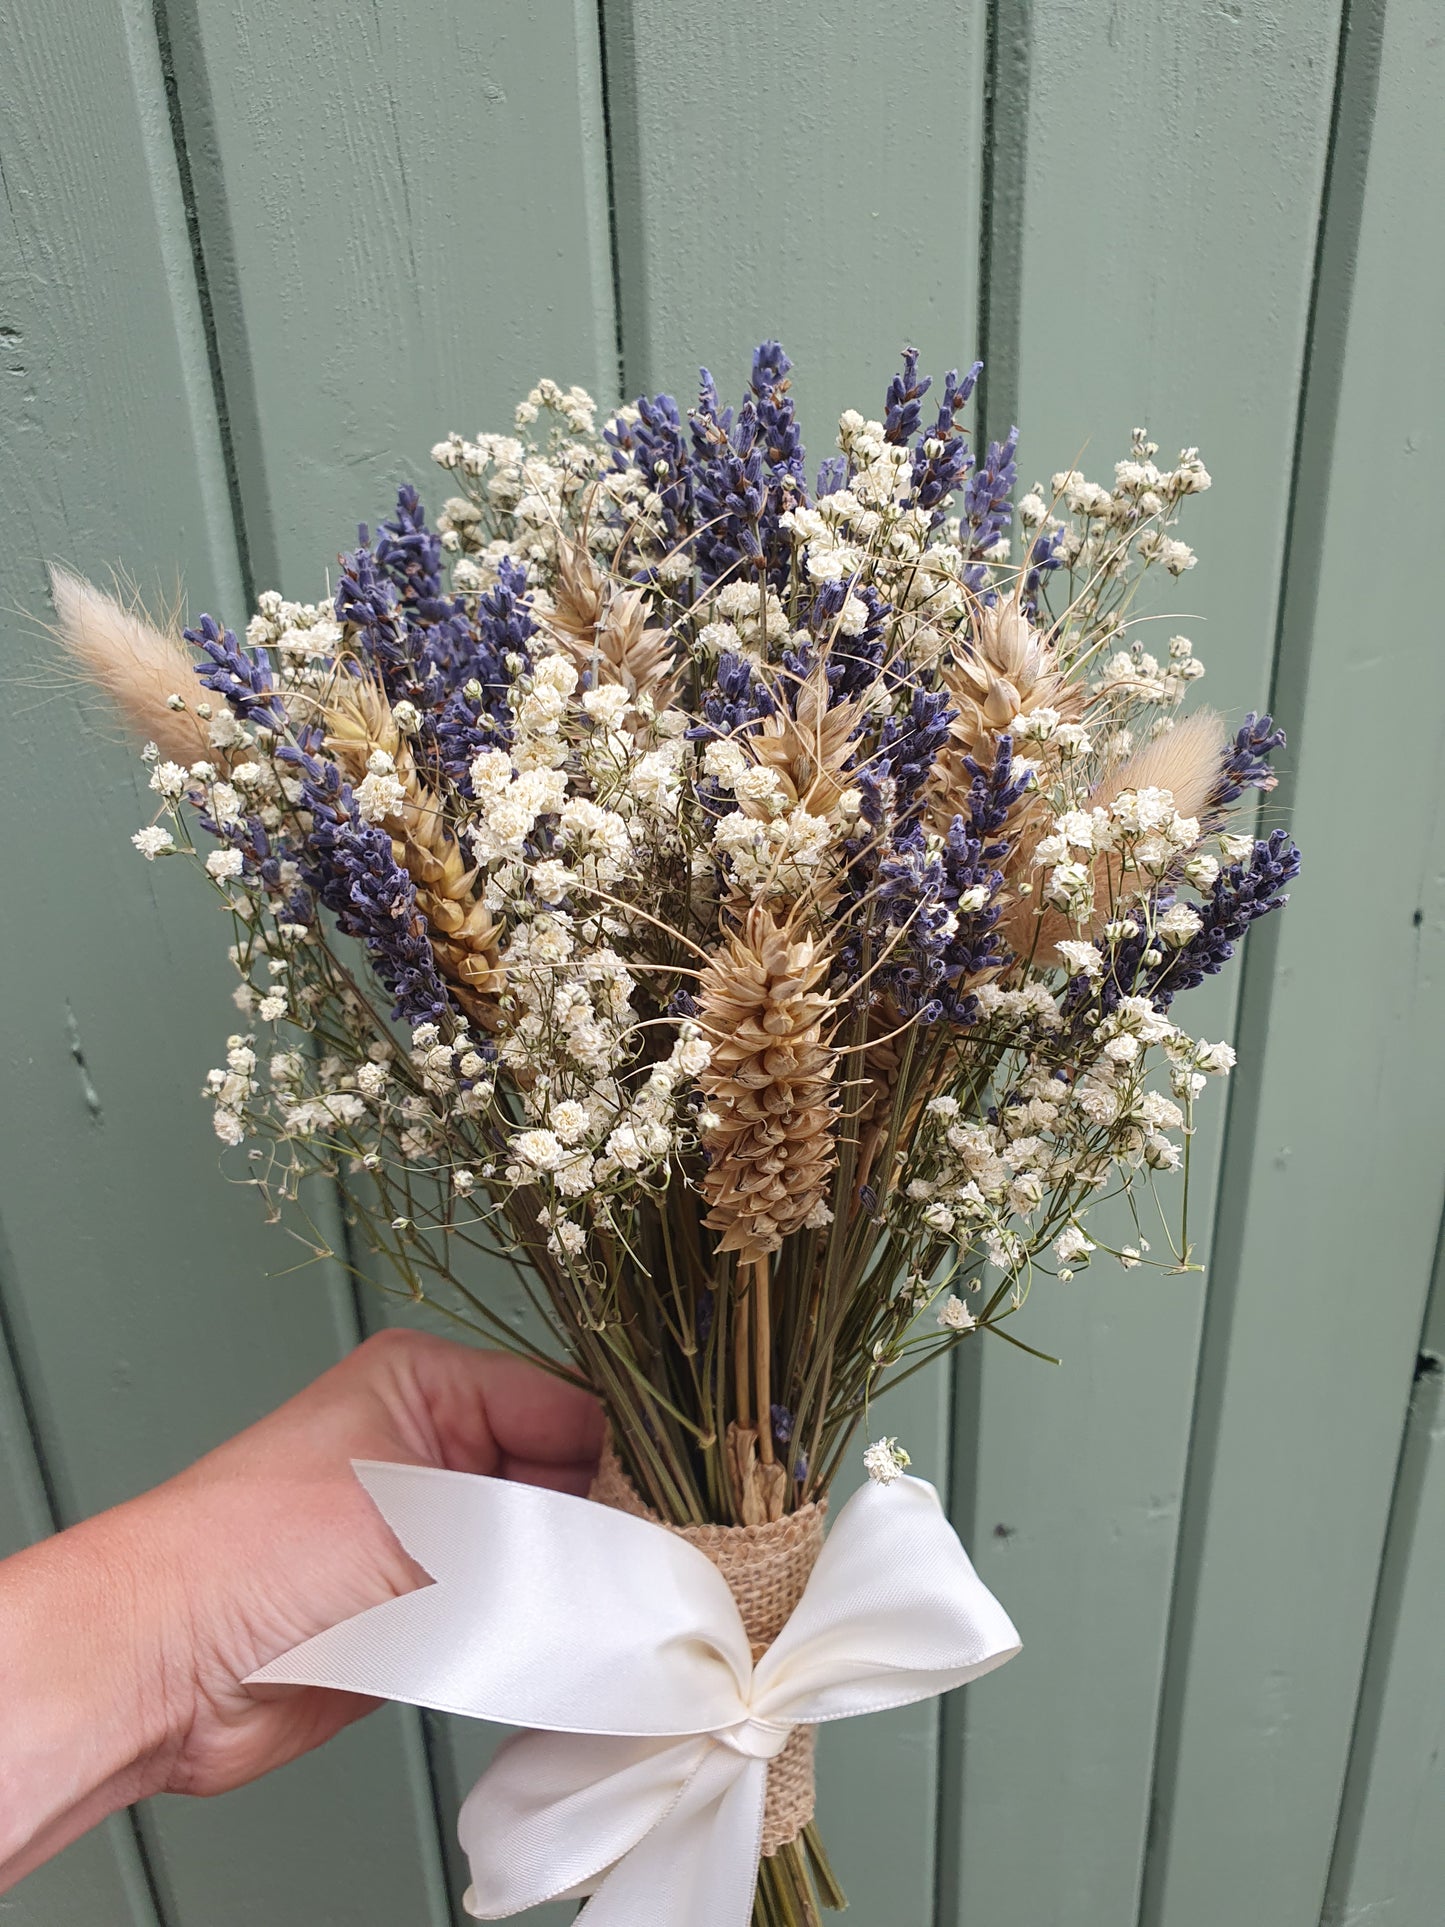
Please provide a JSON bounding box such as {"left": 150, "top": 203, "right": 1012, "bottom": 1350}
{"left": 56, "top": 342, "right": 1297, "bottom": 1925}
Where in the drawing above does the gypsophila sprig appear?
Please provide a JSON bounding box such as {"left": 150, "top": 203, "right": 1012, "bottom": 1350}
{"left": 64, "top": 343, "right": 1297, "bottom": 1551}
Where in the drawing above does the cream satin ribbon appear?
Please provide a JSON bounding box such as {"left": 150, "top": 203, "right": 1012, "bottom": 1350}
{"left": 248, "top": 1461, "right": 1020, "bottom": 1925}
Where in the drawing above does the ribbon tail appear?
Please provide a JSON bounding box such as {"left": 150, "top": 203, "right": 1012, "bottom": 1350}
{"left": 247, "top": 1461, "right": 753, "bottom": 1735}
{"left": 576, "top": 1748, "right": 767, "bottom": 1927}
{"left": 460, "top": 1732, "right": 712, "bottom": 1918}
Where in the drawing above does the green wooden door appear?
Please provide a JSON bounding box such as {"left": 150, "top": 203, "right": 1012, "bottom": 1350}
{"left": 2, "top": 3, "right": 1440, "bottom": 1922}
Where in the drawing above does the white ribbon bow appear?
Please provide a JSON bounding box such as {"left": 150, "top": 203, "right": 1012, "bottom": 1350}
{"left": 249, "top": 1461, "right": 1020, "bottom": 1926}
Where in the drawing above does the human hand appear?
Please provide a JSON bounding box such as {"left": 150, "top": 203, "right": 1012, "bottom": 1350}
{"left": 0, "top": 1329, "right": 601, "bottom": 1888}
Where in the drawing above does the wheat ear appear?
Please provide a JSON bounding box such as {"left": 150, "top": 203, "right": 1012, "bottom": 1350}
{"left": 696, "top": 906, "right": 839, "bottom": 1262}
{"left": 324, "top": 673, "right": 506, "bottom": 1025}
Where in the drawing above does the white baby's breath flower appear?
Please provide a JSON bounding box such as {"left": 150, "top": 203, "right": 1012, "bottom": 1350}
{"left": 549, "top": 1099, "right": 590, "bottom": 1145}
{"left": 1056, "top": 939, "right": 1104, "bottom": 979}
{"left": 132, "top": 825, "right": 175, "bottom": 860}
{"left": 863, "top": 1437, "right": 911, "bottom": 1485}
{"left": 513, "top": 1128, "right": 565, "bottom": 1172}
{"left": 582, "top": 685, "right": 631, "bottom": 730}
{"left": 1155, "top": 903, "right": 1203, "bottom": 947}
{"left": 937, "top": 1295, "right": 977, "bottom": 1332}
{"left": 1196, "top": 1039, "right": 1237, "bottom": 1074}
{"left": 354, "top": 769, "right": 407, "bottom": 823}
{"left": 206, "top": 847, "right": 245, "bottom": 881}
{"left": 356, "top": 1061, "right": 388, "bottom": 1098}
{"left": 149, "top": 760, "right": 189, "bottom": 799}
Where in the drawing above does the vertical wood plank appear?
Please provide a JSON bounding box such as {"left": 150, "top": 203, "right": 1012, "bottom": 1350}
{"left": 161, "top": 6, "right": 622, "bottom": 1917}
{"left": 0, "top": 2, "right": 452, "bottom": 1920}
{"left": 600, "top": 5, "right": 986, "bottom": 1916}
{"left": 165, "top": 0, "right": 622, "bottom": 596}
{"left": 936, "top": 6, "right": 1343, "bottom": 1924}
{"left": 602, "top": 0, "right": 988, "bottom": 435}
{"left": 1140, "top": 1, "right": 1445, "bottom": 1919}
{"left": 1321, "top": 1219, "right": 1445, "bottom": 1925}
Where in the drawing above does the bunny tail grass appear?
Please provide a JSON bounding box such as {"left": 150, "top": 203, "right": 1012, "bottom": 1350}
{"left": 47, "top": 567, "right": 208, "bottom": 766}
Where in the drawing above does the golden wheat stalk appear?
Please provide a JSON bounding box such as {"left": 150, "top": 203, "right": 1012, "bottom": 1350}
{"left": 323, "top": 674, "right": 505, "bottom": 1024}
{"left": 696, "top": 906, "right": 839, "bottom": 1264}
{"left": 547, "top": 540, "right": 678, "bottom": 713}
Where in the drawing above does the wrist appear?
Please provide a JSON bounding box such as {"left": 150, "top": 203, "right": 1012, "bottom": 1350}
{"left": 0, "top": 1494, "right": 191, "bottom": 1881}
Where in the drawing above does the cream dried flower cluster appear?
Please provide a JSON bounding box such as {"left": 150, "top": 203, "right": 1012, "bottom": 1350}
{"left": 61, "top": 344, "right": 1296, "bottom": 1538}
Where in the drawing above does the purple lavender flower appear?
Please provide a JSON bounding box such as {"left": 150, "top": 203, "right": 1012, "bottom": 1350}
{"left": 605, "top": 391, "right": 692, "bottom": 543}
{"left": 857, "top": 682, "right": 955, "bottom": 827}
{"left": 687, "top": 347, "right": 807, "bottom": 591}
{"left": 884, "top": 348, "right": 932, "bottom": 445}
{"left": 1023, "top": 524, "right": 1066, "bottom": 611}
{"left": 433, "top": 556, "right": 535, "bottom": 788}
{"left": 870, "top": 738, "right": 1027, "bottom": 1021}
{"left": 335, "top": 537, "right": 418, "bottom": 702}
{"left": 189, "top": 614, "right": 287, "bottom": 730}
{"left": 1149, "top": 829, "right": 1301, "bottom": 1006}
{"left": 288, "top": 751, "right": 450, "bottom": 1027}
{"left": 695, "top": 649, "right": 777, "bottom": 739}
{"left": 1207, "top": 713, "right": 1286, "bottom": 815}
{"left": 962, "top": 427, "right": 1019, "bottom": 583}
{"left": 782, "top": 578, "right": 889, "bottom": 706}
{"left": 908, "top": 362, "right": 982, "bottom": 528}
{"left": 375, "top": 484, "right": 445, "bottom": 613}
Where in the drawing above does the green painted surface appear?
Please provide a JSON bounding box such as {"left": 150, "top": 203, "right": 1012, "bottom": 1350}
{"left": 939, "top": 4, "right": 1346, "bottom": 1923}
{"left": 2, "top": 4, "right": 1441, "bottom": 1924}
{"left": 1322, "top": 1231, "right": 1445, "bottom": 1926}
{"left": 1141, "top": 1, "right": 1445, "bottom": 1920}
{"left": 0, "top": 0, "right": 455, "bottom": 1920}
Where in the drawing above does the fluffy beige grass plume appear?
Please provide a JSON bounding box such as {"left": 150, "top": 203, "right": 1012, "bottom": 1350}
{"left": 47, "top": 567, "right": 207, "bottom": 766}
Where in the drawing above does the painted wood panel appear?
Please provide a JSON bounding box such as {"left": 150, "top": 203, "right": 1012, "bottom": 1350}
{"left": 166, "top": 0, "right": 620, "bottom": 596}
{"left": 1321, "top": 1230, "right": 1445, "bottom": 1926}
{"left": 1139, "top": 0, "right": 1445, "bottom": 1919}
{"left": 938, "top": 5, "right": 1344, "bottom": 1922}
{"left": 4, "top": 3, "right": 1442, "bottom": 1924}
{"left": 162, "top": 6, "right": 622, "bottom": 1917}
{"left": 0, "top": 1, "right": 451, "bottom": 1920}
{"left": 601, "top": 4, "right": 986, "bottom": 1916}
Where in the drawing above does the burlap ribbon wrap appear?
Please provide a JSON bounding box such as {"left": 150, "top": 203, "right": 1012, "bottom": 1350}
{"left": 589, "top": 1438, "right": 826, "bottom": 1855}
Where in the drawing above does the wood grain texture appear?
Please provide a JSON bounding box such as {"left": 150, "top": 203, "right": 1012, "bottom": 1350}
{"left": 167, "top": 0, "right": 621, "bottom": 597}
{"left": 603, "top": 0, "right": 987, "bottom": 438}
{"left": 601, "top": 6, "right": 986, "bottom": 1916}
{"left": 1140, "top": 0, "right": 1445, "bottom": 1918}
{"left": 0, "top": 1, "right": 452, "bottom": 1920}
{"left": 6, "top": 1, "right": 1443, "bottom": 1921}
{"left": 937, "top": 5, "right": 1344, "bottom": 1923}
{"left": 162, "top": 5, "right": 623, "bottom": 1917}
